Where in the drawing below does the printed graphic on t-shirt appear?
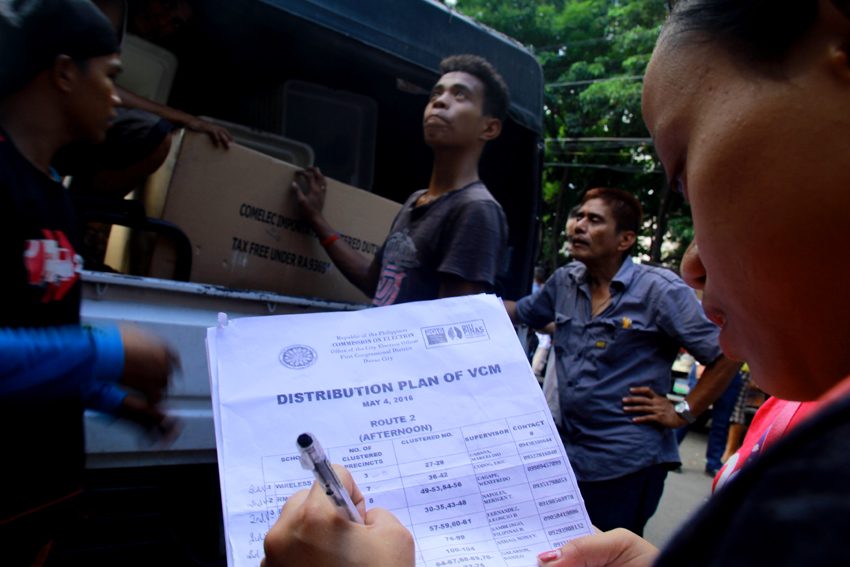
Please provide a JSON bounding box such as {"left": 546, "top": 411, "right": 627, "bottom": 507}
{"left": 713, "top": 429, "right": 768, "bottom": 492}
{"left": 373, "top": 230, "right": 418, "bottom": 306}
{"left": 24, "top": 229, "right": 82, "bottom": 302}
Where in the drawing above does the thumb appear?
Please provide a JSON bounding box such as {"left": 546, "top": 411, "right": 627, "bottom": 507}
{"left": 291, "top": 176, "right": 313, "bottom": 206}
{"left": 538, "top": 529, "right": 659, "bottom": 567}
{"left": 364, "top": 506, "right": 401, "bottom": 527}
{"left": 363, "top": 507, "right": 415, "bottom": 563}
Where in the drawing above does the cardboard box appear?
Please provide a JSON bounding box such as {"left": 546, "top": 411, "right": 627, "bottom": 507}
{"left": 149, "top": 131, "right": 400, "bottom": 303}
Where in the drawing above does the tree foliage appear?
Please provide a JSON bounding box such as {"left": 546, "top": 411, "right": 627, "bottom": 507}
{"left": 453, "top": 0, "right": 694, "bottom": 274}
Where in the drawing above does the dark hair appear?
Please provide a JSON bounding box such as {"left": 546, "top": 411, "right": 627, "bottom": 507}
{"left": 666, "top": 0, "right": 820, "bottom": 66}
{"left": 581, "top": 187, "right": 643, "bottom": 234}
{"left": 0, "top": 0, "right": 119, "bottom": 97}
{"left": 439, "top": 54, "right": 510, "bottom": 121}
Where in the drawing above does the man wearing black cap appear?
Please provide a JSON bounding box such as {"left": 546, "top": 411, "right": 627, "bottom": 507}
{"left": 0, "top": 1, "right": 177, "bottom": 563}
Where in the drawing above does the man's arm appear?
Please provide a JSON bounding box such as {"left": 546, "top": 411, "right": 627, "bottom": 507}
{"left": 503, "top": 299, "right": 555, "bottom": 334}
{"left": 623, "top": 272, "right": 742, "bottom": 428}
{"left": 291, "top": 166, "right": 381, "bottom": 297}
{"left": 0, "top": 325, "right": 123, "bottom": 398}
{"left": 116, "top": 87, "right": 233, "bottom": 147}
{"left": 89, "top": 1, "right": 230, "bottom": 147}
{"left": 438, "top": 274, "right": 490, "bottom": 298}
{"left": 0, "top": 324, "right": 175, "bottom": 404}
{"left": 504, "top": 267, "right": 563, "bottom": 330}
{"left": 623, "top": 354, "right": 742, "bottom": 428}
{"left": 503, "top": 299, "right": 519, "bottom": 324}
{"left": 677, "top": 355, "right": 742, "bottom": 418}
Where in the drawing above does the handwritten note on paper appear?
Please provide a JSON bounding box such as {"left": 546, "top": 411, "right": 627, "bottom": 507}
{"left": 207, "top": 294, "right": 592, "bottom": 566}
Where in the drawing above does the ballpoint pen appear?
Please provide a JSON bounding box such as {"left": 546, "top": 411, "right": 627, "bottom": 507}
{"left": 297, "top": 432, "right": 365, "bottom": 524}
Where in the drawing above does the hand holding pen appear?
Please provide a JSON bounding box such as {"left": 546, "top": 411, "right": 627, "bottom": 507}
{"left": 261, "top": 435, "right": 414, "bottom": 567}
{"left": 297, "top": 432, "right": 364, "bottom": 523}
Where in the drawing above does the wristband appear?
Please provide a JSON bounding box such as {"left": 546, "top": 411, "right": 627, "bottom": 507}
{"left": 320, "top": 232, "right": 341, "bottom": 248}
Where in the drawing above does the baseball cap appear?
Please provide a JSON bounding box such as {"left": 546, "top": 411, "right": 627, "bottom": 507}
{"left": 0, "top": 0, "right": 120, "bottom": 97}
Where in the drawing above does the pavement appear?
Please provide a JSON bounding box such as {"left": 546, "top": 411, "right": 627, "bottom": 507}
{"left": 644, "top": 430, "right": 714, "bottom": 548}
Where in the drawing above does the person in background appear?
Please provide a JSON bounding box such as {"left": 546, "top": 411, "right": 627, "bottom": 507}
{"left": 0, "top": 2, "right": 177, "bottom": 563}
{"left": 52, "top": 0, "right": 232, "bottom": 269}
{"left": 56, "top": 0, "right": 232, "bottom": 201}
{"left": 720, "top": 362, "right": 767, "bottom": 462}
{"left": 529, "top": 266, "right": 552, "bottom": 379}
{"left": 504, "top": 187, "right": 739, "bottom": 535}
{"left": 291, "top": 54, "right": 509, "bottom": 306}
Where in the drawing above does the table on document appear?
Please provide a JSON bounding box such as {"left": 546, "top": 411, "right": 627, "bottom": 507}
{"left": 260, "top": 410, "right": 587, "bottom": 567}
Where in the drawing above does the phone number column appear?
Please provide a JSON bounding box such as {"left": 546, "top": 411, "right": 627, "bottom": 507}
{"left": 395, "top": 428, "right": 500, "bottom": 567}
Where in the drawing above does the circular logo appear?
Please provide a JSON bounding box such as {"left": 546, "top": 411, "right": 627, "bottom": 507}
{"left": 279, "top": 345, "right": 318, "bottom": 369}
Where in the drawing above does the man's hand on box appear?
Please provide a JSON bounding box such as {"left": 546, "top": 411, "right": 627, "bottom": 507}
{"left": 292, "top": 166, "right": 328, "bottom": 222}
{"left": 186, "top": 116, "right": 233, "bottom": 148}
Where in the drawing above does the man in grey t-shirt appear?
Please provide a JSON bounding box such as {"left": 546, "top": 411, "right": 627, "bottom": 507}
{"left": 291, "top": 54, "right": 509, "bottom": 305}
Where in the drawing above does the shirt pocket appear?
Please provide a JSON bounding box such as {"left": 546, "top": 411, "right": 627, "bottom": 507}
{"left": 584, "top": 318, "right": 619, "bottom": 364}
{"left": 596, "top": 320, "right": 664, "bottom": 391}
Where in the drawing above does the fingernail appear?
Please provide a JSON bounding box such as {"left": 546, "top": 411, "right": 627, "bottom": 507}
{"left": 537, "top": 548, "right": 562, "bottom": 564}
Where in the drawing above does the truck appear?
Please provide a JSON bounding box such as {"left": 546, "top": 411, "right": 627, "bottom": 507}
{"left": 74, "top": 0, "right": 544, "bottom": 562}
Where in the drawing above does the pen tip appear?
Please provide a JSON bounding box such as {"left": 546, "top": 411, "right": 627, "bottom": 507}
{"left": 296, "top": 433, "right": 312, "bottom": 448}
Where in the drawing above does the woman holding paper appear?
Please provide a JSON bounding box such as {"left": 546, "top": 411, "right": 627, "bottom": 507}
{"left": 262, "top": 0, "right": 850, "bottom": 565}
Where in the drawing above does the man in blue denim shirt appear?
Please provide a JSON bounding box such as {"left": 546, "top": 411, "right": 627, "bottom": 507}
{"left": 506, "top": 188, "right": 739, "bottom": 535}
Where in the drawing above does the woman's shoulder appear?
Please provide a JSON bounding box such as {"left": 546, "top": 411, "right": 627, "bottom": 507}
{"left": 666, "top": 393, "right": 850, "bottom": 565}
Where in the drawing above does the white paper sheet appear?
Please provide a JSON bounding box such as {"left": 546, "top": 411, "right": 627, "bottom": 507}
{"left": 208, "top": 294, "right": 591, "bottom": 566}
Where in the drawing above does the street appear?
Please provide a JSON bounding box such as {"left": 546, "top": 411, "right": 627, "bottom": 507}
{"left": 645, "top": 430, "right": 714, "bottom": 548}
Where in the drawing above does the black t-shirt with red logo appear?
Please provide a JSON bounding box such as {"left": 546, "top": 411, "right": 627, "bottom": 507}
{"left": 0, "top": 132, "right": 82, "bottom": 328}
{"left": 0, "top": 131, "right": 86, "bottom": 550}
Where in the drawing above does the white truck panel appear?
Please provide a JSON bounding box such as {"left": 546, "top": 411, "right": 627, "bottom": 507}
{"left": 79, "top": 270, "right": 365, "bottom": 468}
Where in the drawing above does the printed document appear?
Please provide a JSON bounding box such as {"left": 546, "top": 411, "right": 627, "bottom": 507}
{"left": 207, "top": 294, "right": 592, "bottom": 566}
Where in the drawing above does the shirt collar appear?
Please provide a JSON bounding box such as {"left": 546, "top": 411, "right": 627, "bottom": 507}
{"left": 567, "top": 256, "right": 636, "bottom": 291}
{"left": 611, "top": 256, "right": 637, "bottom": 290}
{"left": 566, "top": 260, "right": 587, "bottom": 283}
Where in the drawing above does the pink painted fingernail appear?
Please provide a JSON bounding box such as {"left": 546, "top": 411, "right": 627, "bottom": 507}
{"left": 537, "top": 548, "right": 562, "bottom": 563}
